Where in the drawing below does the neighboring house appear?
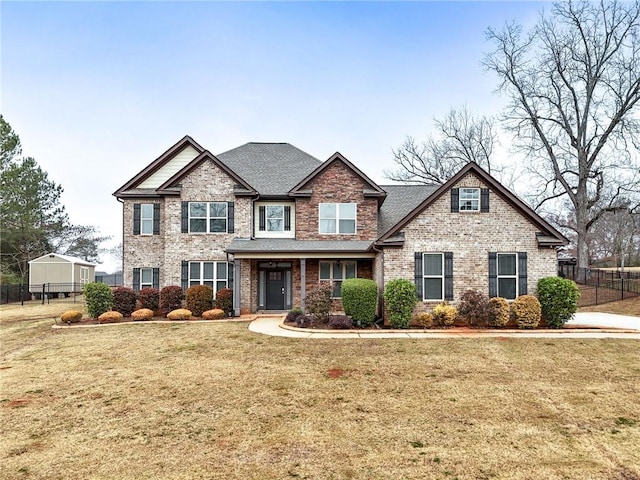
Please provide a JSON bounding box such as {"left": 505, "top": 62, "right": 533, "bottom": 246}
{"left": 28, "top": 253, "right": 95, "bottom": 294}
{"left": 113, "top": 136, "right": 568, "bottom": 316}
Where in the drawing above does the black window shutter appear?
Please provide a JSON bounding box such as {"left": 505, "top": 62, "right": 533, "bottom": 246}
{"left": 181, "top": 261, "right": 188, "bottom": 291}
{"left": 133, "top": 204, "right": 141, "bottom": 235}
{"left": 481, "top": 188, "right": 490, "bottom": 213}
{"left": 451, "top": 188, "right": 459, "bottom": 213}
{"left": 228, "top": 262, "right": 234, "bottom": 290}
{"left": 518, "top": 252, "right": 528, "bottom": 296}
{"left": 227, "top": 202, "right": 234, "bottom": 233}
{"left": 153, "top": 204, "right": 160, "bottom": 235}
{"left": 414, "top": 252, "right": 423, "bottom": 300}
{"left": 444, "top": 252, "right": 454, "bottom": 301}
{"left": 181, "top": 202, "right": 189, "bottom": 233}
{"left": 259, "top": 206, "right": 266, "bottom": 231}
{"left": 284, "top": 206, "right": 291, "bottom": 231}
{"left": 133, "top": 268, "right": 140, "bottom": 292}
{"left": 488, "top": 252, "right": 497, "bottom": 297}
{"left": 152, "top": 268, "right": 160, "bottom": 290}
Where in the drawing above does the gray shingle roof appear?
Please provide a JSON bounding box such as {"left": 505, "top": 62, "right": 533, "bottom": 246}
{"left": 217, "top": 143, "right": 322, "bottom": 196}
{"left": 227, "top": 238, "right": 374, "bottom": 254}
{"left": 378, "top": 184, "right": 439, "bottom": 237}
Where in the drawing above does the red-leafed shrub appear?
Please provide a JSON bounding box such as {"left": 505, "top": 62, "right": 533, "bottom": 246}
{"left": 160, "top": 286, "right": 183, "bottom": 316}
{"left": 113, "top": 287, "right": 137, "bottom": 317}
{"left": 215, "top": 288, "right": 233, "bottom": 317}
{"left": 138, "top": 287, "right": 160, "bottom": 312}
{"left": 329, "top": 315, "right": 353, "bottom": 329}
{"left": 186, "top": 285, "right": 213, "bottom": 317}
{"left": 458, "top": 289, "right": 491, "bottom": 327}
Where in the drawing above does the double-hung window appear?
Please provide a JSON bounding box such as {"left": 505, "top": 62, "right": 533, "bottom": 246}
{"left": 319, "top": 261, "right": 356, "bottom": 297}
{"left": 497, "top": 253, "right": 517, "bottom": 300}
{"left": 140, "top": 204, "right": 154, "bottom": 235}
{"left": 459, "top": 188, "right": 480, "bottom": 212}
{"left": 189, "top": 202, "right": 228, "bottom": 233}
{"left": 140, "top": 268, "right": 154, "bottom": 290}
{"left": 319, "top": 203, "right": 356, "bottom": 234}
{"left": 422, "top": 253, "right": 444, "bottom": 301}
{"left": 189, "top": 261, "right": 228, "bottom": 294}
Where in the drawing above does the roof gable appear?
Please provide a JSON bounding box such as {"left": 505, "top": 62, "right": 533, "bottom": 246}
{"left": 29, "top": 253, "right": 96, "bottom": 266}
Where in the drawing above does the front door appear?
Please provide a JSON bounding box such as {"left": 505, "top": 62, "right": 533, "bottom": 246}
{"left": 265, "top": 269, "right": 286, "bottom": 310}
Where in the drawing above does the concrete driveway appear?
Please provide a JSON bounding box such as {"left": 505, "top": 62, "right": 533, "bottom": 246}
{"left": 568, "top": 312, "right": 640, "bottom": 330}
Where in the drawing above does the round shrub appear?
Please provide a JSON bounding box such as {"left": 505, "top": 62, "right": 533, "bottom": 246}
{"left": 511, "top": 295, "right": 542, "bottom": 329}
{"left": 286, "top": 307, "right": 303, "bottom": 323}
{"left": 458, "top": 289, "right": 491, "bottom": 327}
{"left": 296, "top": 315, "right": 314, "bottom": 328}
{"left": 160, "top": 286, "right": 183, "bottom": 316}
{"left": 60, "top": 310, "right": 83, "bottom": 323}
{"left": 98, "top": 311, "right": 123, "bottom": 324}
{"left": 383, "top": 279, "right": 417, "bottom": 329}
{"left": 305, "top": 282, "right": 333, "bottom": 323}
{"left": 138, "top": 287, "right": 160, "bottom": 312}
{"left": 113, "top": 287, "right": 137, "bottom": 317}
{"left": 487, "top": 297, "right": 510, "bottom": 327}
{"left": 341, "top": 278, "right": 377, "bottom": 327}
{"left": 432, "top": 302, "right": 458, "bottom": 327}
{"left": 202, "top": 308, "right": 225, "bottom": 320}
{"left": 215, "top": 288, "right": 234, "bottom": 316}
{"left": 413, "top": 312, "right": 433, "bottom": 328}
{"left": 537, "top": 277, "right": 581, "bottom": 328}
{"left": 328, "top": 315, "right": 354, "bottom": 330}
{"left": 167, "top": 309, "right": 192, "bottom": 320}
{"left": 185, "top": 285, "right": 213, "bottom": 317}
{"left": 131, "top": 308, "right": 154, "bottom": 321}
{"left": 83, "top": 282, "right": 113, "bottom": 319}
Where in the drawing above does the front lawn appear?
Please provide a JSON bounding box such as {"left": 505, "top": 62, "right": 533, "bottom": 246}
{"left": 1, "top": 313, "right": 639, "bottom": 479}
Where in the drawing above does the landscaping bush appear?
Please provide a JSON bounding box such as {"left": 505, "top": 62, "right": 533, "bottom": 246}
{"left": 60, "top": 310, "right": 82, "bottom": 324}
{"left": 83, "top": 282, "right": 113, "bottom": 319}
{"left": 286, "top": 307, "right": 304, "bottom": 323}
{"left": 185, "top": 285, "right": 213, "bottom": 317}
{"left": 202, "top": 308, "right": 225, "bottom": 320}
{"left": 160, "top": 286, "right": 183, "bottom": 316}
{"left": 296, "top": 315, "right": 314, "bottom": 328}
{"left": 383, "top": 279, "right": 417, "bottom": 329}
{"left": 215, "top": 288, "right": 234, "bottom": 316}
{"left": 98, "top": 311, "right": 123, "bottom": 324}
{"left": 341, "top": 278, "right": 377, "bottom": 327}
{"left": 413, "top": 312, "right": 433, "bottom": 328}
{"left": 487, "top": 297, "right": 510, "bottom": 327}
{"left": 458, "top": 289, "right": 491, "bottom": 327}
{"left": 305, "top": 282, "right": 333, "bottom": 323}
{"left": 167, "top": 308, "right": 192, "bottom": 320}
{"left": 113, "top": 287, "right": 137, "bottom": 317}
{"left": 432, "top": 302, "right": 458, "bottom": 327}
{"left": 329, "top": 315, "right": 354, "bottom": 329}
{"left": 131, "top": 308, "right": 154, "bottom": 321}
{"left": 138, "top": 287, "right": 160, "bottom": 312}
{"left": 537, "top": 277, "right": 581, "bottom": 328}
{"left": 511, "top": 295, "right": 542, "bottom": 329}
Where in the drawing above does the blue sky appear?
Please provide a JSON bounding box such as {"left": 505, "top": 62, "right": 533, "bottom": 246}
{"left": 2, "top": 1, "right": 545, "bottom": 272}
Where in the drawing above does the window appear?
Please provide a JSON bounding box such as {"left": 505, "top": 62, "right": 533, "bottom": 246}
{"left": 497, "top": 253, "right": 517, "bottom": 300}
{"left": 140, "top": 204, "right": 154, "bottom": 235}
{"left": 319, "top": 203, "right": 356, "bottom": 234}
{"left": 134, "top": 203, "right": 159, "bottom": 235}
{"left": 319, "top": 261, "right": 356, "bottom": 297}
{"left": 189, "top": 261, "right": 228, "bottom": 294}
{"left": 189, "top": 202, "right": 228, "bottom": 233}
{"left": 140, "top": 268, "right": 154, "bottom": 289}
{"left": 459, "top": 188, "right": 480, "bottom": 211}
{"left": 422, "top": 253, "right": 444, "bottom": 301}
{"left": 79, "top": 266, "right": 90, "bottom": 285}
{"left": 258, "top": 205, "right": 292, "bottom": 233}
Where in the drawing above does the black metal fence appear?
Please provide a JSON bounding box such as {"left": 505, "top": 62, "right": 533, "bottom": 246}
{"left": 1, "top": 283, "right": 85, "bottom": 305}
{"left": 0, "top": 284, "right": 31, "bottom": 304}
{"left": 559, "top": 266, "right": 640, "bottom": 306}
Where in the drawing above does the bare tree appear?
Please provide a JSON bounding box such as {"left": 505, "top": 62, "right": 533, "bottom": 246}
{"left": 588, "top": 205, "right": 640, "bottom": 269}
{"left": 484, "top": 0, "right": 640, "bottom": 268}
{"left": 384, "top": 106, "right": 500, "bottom": 185}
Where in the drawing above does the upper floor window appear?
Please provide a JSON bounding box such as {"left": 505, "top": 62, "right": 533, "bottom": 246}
{"left": 259, "top": 205, "right": 291, "bottom": 232}
{"left": 319, "top": 261, "right": 357, "bottom": 297}
{"left": 459, "top": 188, "right": 480, "bottom": 212}
{"left": 133, "top": 203, "right": 159, "bottom": 235}
{"left": 189, "top": 202, "right": 227, "bottom": 233}
{"left": 140, "top": 204, "right": 154, "bottom": 234}
{"left": 189, "top": 261, "right": 228, "bottom": 294}
{"left": 319, "top": 203, "right": 356, "bottom": 234}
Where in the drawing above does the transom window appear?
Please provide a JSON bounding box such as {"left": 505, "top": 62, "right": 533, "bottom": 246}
{"left": 189, "top": 202, "right": 227, "bottom": 233}
{"left": 140, "top": 268, "right": 154, "bottom": 290}
{"left": 497, "top": 253, "right": 517, "bottom": 300}
{"left": 319, "top": 261, "right": 357, "bottom": 297}
{"left": 459, "top": 188, "right": 480, "bottom": 212}
{"left": 319, "top": 203, "right": 356, "bottom": 234}
{"left": 140, "top": 204, "right": 154, "bottom": 235}
{"left": 422, "top": 253, "right": 444, "bottom": 301}
{"left": 189, "top": 261, "right": 228, "bottom": 295}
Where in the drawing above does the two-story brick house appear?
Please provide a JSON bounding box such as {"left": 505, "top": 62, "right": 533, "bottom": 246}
{"left": 113, "top": 135, "right": 567, "bottom": 316}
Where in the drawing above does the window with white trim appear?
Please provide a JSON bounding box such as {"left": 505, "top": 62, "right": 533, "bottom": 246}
{"left": 497, "top": 253, "right": 517, "bottom": 300}
{"left": 459, "top": 188, "right": 480, "bottom": 212}
{"left": 140, "top": 204, "right": 154, "bottom": 235}
{"left": 189, "top": 261, "right": 228, "bottom": 294}
{"left": 140, "top": 268, "right": 154, "bottom": 290}
{"left": 79, "top": 266, "right": 90, "bottom": 285}
{"left": 189, "top": 202, "right": 228, "bottom": 233}
{"left": 422, "top": 253, "right": 444, "bottom": 301}
{"left": 319, "top": 203, "right": 356, "bottom": 234}
{"left": 319, "top": 261, "right": 356, "bottom": 297}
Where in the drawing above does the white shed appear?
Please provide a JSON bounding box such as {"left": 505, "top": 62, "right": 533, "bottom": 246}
{"left": 28, "top": 253, "right": 96, "bottom": 294}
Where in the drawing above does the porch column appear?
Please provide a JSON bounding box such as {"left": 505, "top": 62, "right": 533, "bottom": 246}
{"left": 300, "top": 258, "right": 306, "bottom": 311}
{"left": 233, "top": 259, "right": 241, "bottom": 317}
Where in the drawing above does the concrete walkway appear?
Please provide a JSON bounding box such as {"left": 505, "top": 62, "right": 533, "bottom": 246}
{"left": 248, "top": 312, "right": 640, "bottom": 339}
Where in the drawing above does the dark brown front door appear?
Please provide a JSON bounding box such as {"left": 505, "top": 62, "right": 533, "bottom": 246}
{"left": 265, "top": 269, "right": 285, "bottom": 310}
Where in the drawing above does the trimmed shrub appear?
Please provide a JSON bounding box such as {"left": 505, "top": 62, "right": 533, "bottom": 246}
{"left": 329, "top": 315, "right": 354, "bottom": 330}
{"left": 432, "top": 302, "right": 458, "bottom": 327}
{"left": 383, "top": 279, "right": 417, "bottom": 329}
{"left": 296, "top": 315, "right": 314, "bottom": 328}
{"left": 511, "top": 295, "right": 542, "bottom": 329}
{"left": 341, "top": 278, "right": 377, "bottom": 327}
{"left": 537, "top": 277, "right": 581, "bottom": 328}
{"left": 185, "top": 285, "right": 213, "bottom": 317}
{"left": 98, "top": 311, "right": 123, "bottom": 324}
{"left": 487, "top": 297, "right": 510, "bottom": 327}
{"left": 286, "top": 307, "right": 304, "bottom": 323}
{"left": 458, "top": 289, "right": 491, "bottom": 327}
{"left": 202, "top": 308, "right": 225, "bottom": 320}
{"left": 167, "top": 308, "right": 192, "bottom": 320}
{"left": 131, "top": 308, "right": 154, "bottom": 321}
{"left": 215, "top": 288, "right": 234, "bottom": 316}
{"left": 113, "top": 287, "right": 137, "bottom": 317}
{"left": 138, "top": 287, "right": 160, "bottom": 312}
{"left": 305, "top": 282, "right": 333, "bottom": 323}
{"left": 413, "top": 312, "right": 434, "bottom": 328}
{"left": 83, "top": 282, "right": 113, "bottom": 319}
{"left": 160, "top": 286, "right": 183, "bottom": 316}
{"left": 60, "top": 310, "right": 82, "bottom": 323}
